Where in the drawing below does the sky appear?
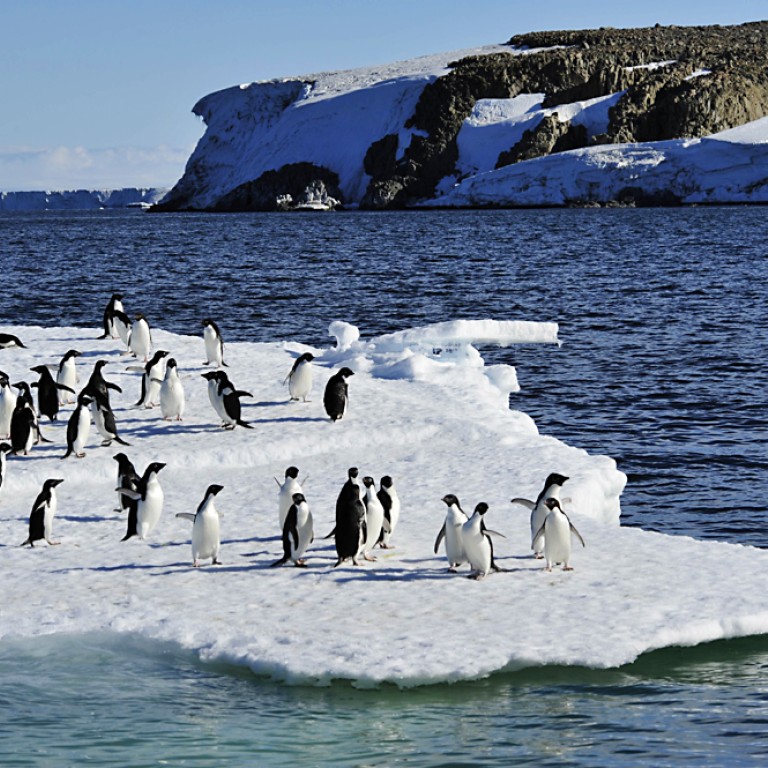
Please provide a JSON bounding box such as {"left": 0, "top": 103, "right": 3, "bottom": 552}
{"left": 1, "top": 0, "right": 765, "bottom": 191}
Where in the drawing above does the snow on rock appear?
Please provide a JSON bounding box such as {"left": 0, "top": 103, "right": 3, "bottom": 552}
{"left": 1, "top": 322, "right": 767, "bottom": 687}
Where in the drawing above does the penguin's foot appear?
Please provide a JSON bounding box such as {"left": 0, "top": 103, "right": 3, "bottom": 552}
{"left": 352, "top": 558, "right": 361, "bottom": 566}
{"left": 448, "top": 566, "right": 458, "bottom": 572}
{"left": 363, "top": 552, "right": 377, "bottom": 562}
{"left": 76, "top": 452, "right": 86, "bottom": 458}
{"left": 193, "top": 560, "right": 200, "bottom": 567}
{"left": 563, "top": 565, "right": 574, "bottom": 571}
{"left": 534, "top": 553, "right": 544, "bottom": 559}
{"left": 468, "top": 572, "right": 486, "bottom": 581}
{"left": 47, "top": 540, "right": 61, "bottom": 546}
{"left": 378, "top": 543, "right": 395, "bottom": 549}
{"left": 213, "top": 558, "right": 222, "bottom": 565}
{"left": 294, "top": 559, "right": 307, "bottom": 567}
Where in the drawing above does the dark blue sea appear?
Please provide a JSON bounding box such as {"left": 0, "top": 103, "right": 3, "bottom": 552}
{"left": 1, "top": 208, "right": 767, "bottom": 766}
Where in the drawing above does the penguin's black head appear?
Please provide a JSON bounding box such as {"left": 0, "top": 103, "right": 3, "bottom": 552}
{"left": 441, "top": 493, "right": 460, "bottom": 507}
{"left": 380, "top": 475, "right": 393, "bottom": 489}
{"left": 30, "top": 365, "right": 47, "bottom": 375}
{"left": 544, "top": 472, "right": 569, "bottom": 488}
{"left": 13, "top": 381, "right": 31, "bottom": 395}
{"left": 94, "top": 360, "right": 109, "bottom": 371}
{"left": 135, "top": 313, "right": 146, "bottom": 321}
{"left": 348, "top": 467, "right": 359, "bottom": 479}
{"left": 292, "top": 492, "right": 306, "bottom": 504}
{"left": 299, "top": 352, "right": 315, "bottom": 363}
{"left": 0, "top": 442, "right": 11, "bottom": 454}
{"left": 339, "top": 367, "right": 355, "bottom": 378}
{"left": 363, "top": 476, "right": 375, "bottom": 488}
{"left": 112, "top": 293, "right": 124, "bottom": 301}
{"left": 64, "top": 349, "right": 81, "bottom": 359}
{"left": 166, "top": 358, "right": 177, "bottom": 369}
{"left": 201, "top": 371, "right": 217, "bottom": 381}
{"left": 545, "top": 497, "right": 562, "bottom": 511}
{"left": 206, "top": 483, "right": 224, "bottom": 497}
{"left": 113, "top": 453, "right": 133, "bottom": 469}
{"left": 474, "top": 502, "right": 490, "bottom": 516}
{"left": 45, "top": 478, "right": 65, "bottom": 489}
{"left": 79, "top": 393, "right": 93, "bottom": 407}
{"left": 285, "top": 466, "right": 299, "bottom": 479}
{"left": 146, "top": 462, "right": 166, "bottom": 475}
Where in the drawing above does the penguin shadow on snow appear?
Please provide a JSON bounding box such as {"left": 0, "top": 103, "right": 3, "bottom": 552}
{"left": 330, "top": 564, "right": 449, "bottom": 583}
{"left": 123, "top": 419, "right": 214, "bottom": 439}
{"left": 58, "top": 513, "right": 114, "bottom": 524}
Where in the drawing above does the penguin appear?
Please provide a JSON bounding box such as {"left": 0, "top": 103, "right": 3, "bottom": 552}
{"left": 202, "top": 318, "right": 227, "bottom": 368}
{"left": 271, "top": 492, "right": 314, "bottom": 567}
{"left": 285, "top": 352, "right": 315, "bottom": 402}
{"left": 532, "top": 498, "right": 585, "bottom": 572}
{"left": 159, "top": 358, "right": 185, "bottom": 420}
{"left": 434, "top": 493, "right": 469, "bottom": 571}
{"left": 277, "top": 466, "right": 302, "bottom": 531}
{"left": 30, "top": 364, "right": 74, "bottom": 422}
{"left": 10, "top": 397, "right": 37, "bottom": 455}
{"left": 0, "top": 441, "right": 11, "bottom": 496}
{"left": 112, "top": 309, "right": 132, "bottom": 349}
{"left": 62, "top": 392, "right": 92, "bottom": 459}
{"left": 511, "top": 472, "right": 569, "bottom": 559}
{"left": 176, "top": 484, "right": 224, "bottom": 566}
{"left": 376, "top": 475, "right": 401, "bottom": 549}
{"left": 56, "top": 349, "right": 80, "bottom": 404}
{"left": 213, "top": 371, "right": 253, "bottom": 429}
{"left": 360, "top": 476, "right": 386, "bottom": 562}
{"left": 113, "top": 452, "right": 139, "bottom": 513}
{"left": 86, "top": 360, "right": 122, "bottom": 409}
{"left": 0, "top": 333, "right": 26, "bottom": 349}
{"left": 128, "top": 314, "right": 152, "bottom": 361}
{"left": 88, "top": 387, "right": 130, "bottom": 447}
{"left": 333, "top": 467, "right": 366, "bottom": 567}
{"left": 460, "top": 502, "right": 499, "bottom": 580}
{"left": 99, "top": 293, "right": 124, "bottom": 339}
{"left": 121, "top": 461, "right": 166, "bottom": 541}
{"left": 21, "top": 478, "right": 64, "bottom": 546}
{"left": 323, "top": 367, "right": 354, "bottom": 421}
{"left": 134, "top": 350, "right": 168, "bottom": 408}
{"left": 0, "top": 374, "right": 18, "bottom": 438}
{"left": 201, "top": 371, "right": 226, "bottom": 424}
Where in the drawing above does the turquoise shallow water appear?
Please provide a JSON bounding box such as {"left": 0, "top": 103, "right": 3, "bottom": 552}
{"left": 1, "top": 207, "right": 767, "bottom": 765}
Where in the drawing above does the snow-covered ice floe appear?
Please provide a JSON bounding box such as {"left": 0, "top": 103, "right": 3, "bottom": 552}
{"left": 1, "top": 321, "right": 767, "bottom": 688}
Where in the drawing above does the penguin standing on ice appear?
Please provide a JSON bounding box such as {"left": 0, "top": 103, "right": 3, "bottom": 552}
{"left": 272, "top": 492, "right": 314, "bottom": 568}
{"left": 87, "top": 388, "right": 130, "bottom": 448}
{"left": 0, "top": 442, "right": 11, "bottom": 497}
{"left": 511, "top": 472, "right": 569, "bottom": 559}
{"left": 0, "top": 374, "right": 18, "bottom": 438}
{"left": 86, "top": 360, "right": 122, "bottom": 409}
{"left": 30, "top": 364, "right": 74, "bottom": 422}
{"left": 21, "top": 478, "right": 64, "bottom": 547}
{"left": 461, "top": 502, "right": 500, "bottom": 580}
{"left": 99, "top": 293, "right": 124, "bottom": 339}
{"left": 377, "top": 475, "right": 401, "bottom": 549}
{"left": 0, "top": 333, "right": 26, "bottom": 349}
{"left": 204, "top": 371, "right": 252, "bottom": 429}
{"left": 434, "top": 493, "right": 469, "bottom": 571}
{"left": 128, "top": 314, "right": 152, "bottom": 361}
{"left": 333, "top": 467, "right": 366, "bottom": 567}
{"left": 533, "top": 498, "right": 585, "bottom": 572}
{"left": 62, "top": 392, "right": 92, "bottom": 459}
{"left": 285, "top": 352, "right": 315, "bottom": 402}
{"left": 202, "top": 319, "right": 227, "bottom": 368}
{"left": 112, "top": 309, "right": 132, "bottom": 350}
{"left": 134, "top": 350, "right": 168, "bottom": 408}
{"left": 277, "top": 466, "right": 302, "bottom": 531}
{"left": 121, "top": 461, "right": 166, "bottom": 541}
{"left": 360, "top": 476, "right": 387, "bottom": 562}
{"left": 176, "top": 484, "right": 224, "bottom": 566}
{"left": 113, "top": 452, "right": 139, "bottom": 513}
{"left": 56, "top": 349, "right": 80, "bottom": 404}
{"left": 323, "top": 367, "right": 354, "bottom": 421}
{"left": 159, "top": 358, "right": 185, "bottom": 421}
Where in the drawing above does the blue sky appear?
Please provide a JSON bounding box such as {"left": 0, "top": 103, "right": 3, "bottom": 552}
{"left": 1, "top": 0, "right": 764, "bottom": 190}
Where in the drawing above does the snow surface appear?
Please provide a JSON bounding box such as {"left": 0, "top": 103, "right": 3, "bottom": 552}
{"left": 2, "top": 321, "right": 768, "bottom": 688}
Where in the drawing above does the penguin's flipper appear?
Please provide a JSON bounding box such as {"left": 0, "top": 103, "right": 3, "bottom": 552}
{"left": 434, "top": 524, "right": 446, "bottom": 554}
{"left": 532, "top": 524, "right": 546, "bottom": 551}
{"left": 175, "top": 513, "right": 196, "bottom": 522}
{"left": 484, "top": 528, "right": 507, "bottom": 539}
{"left": 569, "top": 522, "right": 586, "bottom": 548}
{"left": 107, "top": 382, "right": 123, "bottom": 393}
{"left": 56, "top": 384, "right": 76, "bottom": 393}
{"left": 118, "top": 487, "right": 142, "bottom": 500}
{"left": 233, "top": 390, "right": 253, "bottom": 398}
{"left": 322, "top": 527, "right": 336, "bottom": 539}
{"left": 510, "top": 497, "right": 535, "bottom": 510}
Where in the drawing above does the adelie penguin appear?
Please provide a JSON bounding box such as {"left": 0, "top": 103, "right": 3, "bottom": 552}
{"left": 377, "top": 475, "right": 401, "bottom": 549}
{"left": 0, "top": 374, "right": 18, "bottom": 438}
{"left": 121, "top": 461, "right": 166, "bottom": 541}
{"left": 56, "top": 349, "right": 80, "bottom": 405}
{"left": 324, "top": 367, "right": 354, "bottom": 421}
{"left": 128, "top": 314, "right": 152, "bottom": 362}
{"left": 532, "top": 498, "right": 585, "bottom": 572}
{"left": 134, "top": 350, "right": 168, "bottom": 408}
{"left": 99, "top": 293, "right": 124, "bottom": 339}
{"left": 21, "top": 478, "right": 64, "bottom": 547}
{"left": 360, "top": 477, "right": 388, "bottom": 562}
{"left": 271, "top": 492, "right": 314, "bottom": 568}
{"left": 30, "top": 364, "right": 74, "bottom": 421}
{"left": 113, "top": 452, "right": 139, "bottom": 513}
{"left": 202, "top": 318, "right": 227, "bottom": 368}
{"left": 159, "top": 358, "right": 185, "bottom": 421}
{"left": 86, "top": 360, "right": 122, "bottom": 409}
{"left": 333, "top": 467, "right": 366, "bottom": 567}
{"left": 461, "top": 502, "right": 503, "bottom": 581}
{"left": 87, "top": 387, "right": 130, "bottom": 448}
{"left": 276, "top": 466, "right": 303, "bottom": 532}
{"left": 0, "top": 333, "right": 26, "bottom": 350}
{"left": 284, "top": 352, "right": 314, "bottom": 402}
{"left": 176, "top": 484, "right": 224, "bottom": 567}
{"left": 0, "top": 442, "right": 11, "bottom": 498}
{"left": 511, "top": 472, "right": 569, "bottom": 559}
{"left": 62, "top": 392, "right": 92, "bottom": 459}
{"left": 434, "top": 493, "right": 469, "bottom": 572}
{"left": 201, "top": 371, "right": 252, "bottom": 429}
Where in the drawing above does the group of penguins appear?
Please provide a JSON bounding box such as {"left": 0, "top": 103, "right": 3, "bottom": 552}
{"left": 0, "top": 293, "right": 586, "bottom": 575}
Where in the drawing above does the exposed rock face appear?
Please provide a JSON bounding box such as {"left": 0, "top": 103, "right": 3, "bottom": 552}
{"left": 157, "top": 21, "right": 768, "bottom": 211}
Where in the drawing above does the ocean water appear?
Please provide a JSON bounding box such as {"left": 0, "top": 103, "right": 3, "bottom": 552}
{"left": 1, "top": 208, "right": 767, "bottom": 766}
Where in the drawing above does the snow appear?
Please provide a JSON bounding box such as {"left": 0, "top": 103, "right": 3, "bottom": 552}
{"left": 2, "top": 321, "right": 768, "bottom": 688}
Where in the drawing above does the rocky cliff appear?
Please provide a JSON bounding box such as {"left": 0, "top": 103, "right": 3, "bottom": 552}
{"left": 155, "top": 21, "right": 768, "bottom": 211}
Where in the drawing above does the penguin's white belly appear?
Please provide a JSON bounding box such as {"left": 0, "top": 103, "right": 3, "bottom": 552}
{"left": 207, "top": 381, "right": 226, "bottom": 420}
{"left": 462, "top": 521, "right": 491, "bottom": 575}
{"left": 192, "top": 512, "right": 220, "bottom": 561}
{"left": 73, "top": 408, "right": 90, "bottom": 453}
{"left": 146, "top": 375, "right": 162, "bottom": 406}
{"left": 362, "top": 499, "right": 385, "bottom": 551}
{"left": 278, "top": 480, "right": 301, "bottom": 530}
{"left": 544, "top": 514, "right": 572, "bottom": 565}
{"left": 160, "top": 377, "right": 185, "bottom": 419}
{"left": 291, "top": 507, "right": 313, "bottom": 560}
{"left": 204, "top": 329, "right": 223, "bottom": 366}
{"left": 130, "top": 324, "right": 151, "bottom": 358}
{"left": 531, "top": 503, "right": 548, "bottom": 554}
{"left": 137, "top": 485, "right": 164, "bottom": 539}
{"left": 0, "top": 393, "right": 15, "bottom": 436}
{"left": 116, "top": 319, "right": 130, "bottom": 346}
{"left": 289, "top": 363, "right": 312, "bottom": 400}
{"left": 445, "top": 523, "right": 467, "bottom": 566}
{"left": 91, "top": 403, "right": 109, "bottom": 440}
{"left": 58, "top": 363, "right": 77, "bottom": 403}
{"left": 381, "top": 494, "right": 400, "bottom": 545}
{"left": 44, "top": 497, "right": 57, "bottom": 541}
